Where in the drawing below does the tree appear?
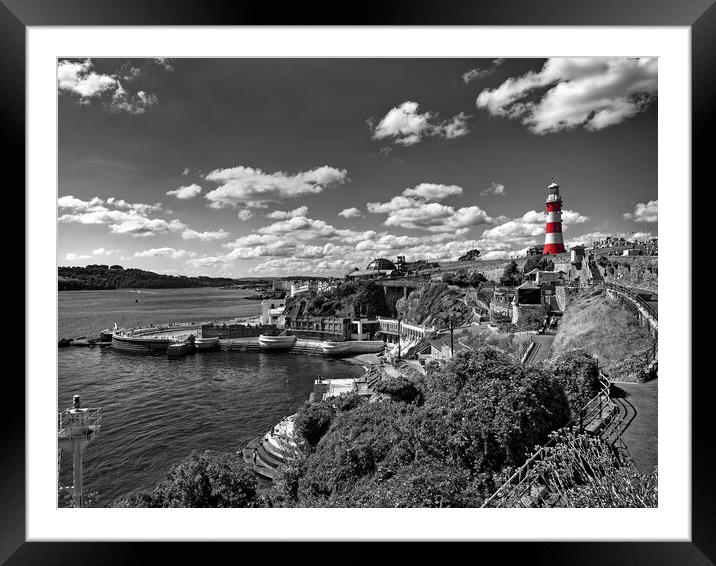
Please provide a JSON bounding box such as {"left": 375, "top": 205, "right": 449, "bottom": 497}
{"left": 112, "top": 451, "right": 261, "bottom": 508}
{"left": 545, "top": 349, "right": 603, "bottom": 421}
{"left": 439, "top": 305, "right": 463, "bottom": 358}
{"left": 523, "top": 255, "right": 555, "bottom": 275}
{"left": 278, "top": 347, "right": 572, "bottom": 507}
{"left": 458, "top": 249, "right": 481, "bottom": 262}
{"left": 499, "top": 260, "right": 521, "bottom": 286}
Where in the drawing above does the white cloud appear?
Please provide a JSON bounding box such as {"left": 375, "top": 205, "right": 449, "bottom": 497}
{"left": 623, "top": 200, "right": 657, "bottom": 223}
{"left": 402, "top": 183, "right": 463, "bottom": 201}
{"left": 57, "top": 58, "right": 163, "bottom": 114}
{"left": 237, "top": 210, "right": 254, "bottom": 221}
{"left": 476, "top": 58, "right": 657, "bottom": 133}
{"left": 462, "top": 59, "right": 504, "bottom": 84}
{"left": 166, "top": 184, "right": 202, "bottom": 200}
{"left": 366, "top": 184, "right": 493, "bottom": 233}
{"left": 204, "top": 165, "right": 348, "bottom": 208}
{"left": 58, "top": 195, "right": 106, "bottom": 212}
{"left": 257, "top": 216, "right": 346, "bottom": 240}
{"left": 480, "top": 209, "right": 590, "bottom": 242}
{"left": 91, "top": 248, "right": 117, "bottom": 256}
{"left": 481, "top": 182, "right": 506, "bottom": 196}
{"left": 338, "top": 207, "right": 361, "bottom": 218}
{"left": 58, "top": 195, "right": 187, "bottom": 237}
{"left": 134, "top": 248, "right": 196, "bottom": 259}
{"left": 57, "top": 59, "right": 118, "bottom": 101}
{"left": 369, "top": 101, "right": 471, "bottom": 146}
{"left": 65, "top": 252, "right": 91, "bottom": 261}
{"left": 265, "top": 206, "right": 309, "bottom": 220}
{"left": 181, "top": 228, "right": 230, "bottom": 241}
{"left": 105, "top": 197, "right": 163, "bottom": 215}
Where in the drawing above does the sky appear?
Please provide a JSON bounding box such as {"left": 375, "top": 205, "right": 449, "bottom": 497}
{"left": 57, "top": 57, "right": 658, "bottom": 277}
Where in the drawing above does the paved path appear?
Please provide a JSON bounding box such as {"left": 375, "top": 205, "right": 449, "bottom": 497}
{"left": 611, "top": 379, "right": 658, "bottom": 474}
{"left": 525, "top": 334, "right": 555, "bottom": 364}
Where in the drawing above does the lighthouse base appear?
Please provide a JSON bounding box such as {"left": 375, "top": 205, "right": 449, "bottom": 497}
{"left": 543, "top": 243, "right": 566, "bottom": 254}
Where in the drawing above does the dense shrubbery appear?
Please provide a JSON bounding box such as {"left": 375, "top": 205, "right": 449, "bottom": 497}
{"left": 458, "top": 326, "right": 531, "bottom": 360}
{"left": 442, "top": 269, "right": 487, "bottom": 288}
{"left": 523, "top": 256, "right": 555, "bottom": 275}
{"left": 491, "top": 428, "right": 657, "bottom": 508}
{"left": 544, "top": 349, "right": 602, "bottom": 420}
{"left": 275, "top": 347, "right": 572, "bottom": 507}
{"left": 110, "top": 346, "right": 651, "bottom": 509}
{"left": 112, "top": 451, "right": 261, "bottom": 508}
{"left": 499, "top": 260, "right": 521, "bottom": 286}
{"left": 58, "top": 265, "right": 239, "bottom": 290}
{"left": 398, "top": 283, "right": 472, "bottom": 327}
{"left": 373, "top": 375, "right": 423, "bottom": 404}
{"left": 284, "top": 280, "right": 391, "bottom": 319}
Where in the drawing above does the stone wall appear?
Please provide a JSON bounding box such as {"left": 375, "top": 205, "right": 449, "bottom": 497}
{"left": 597, "top": 256, "right": 658, "bottom": 292}
{"left": 202, "top": 323, "right": 274, "bottom": 339}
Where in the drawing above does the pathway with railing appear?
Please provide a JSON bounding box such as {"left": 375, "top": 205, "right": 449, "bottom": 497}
{"left": 481, "top": 373, "right": 629, "bottom": 508}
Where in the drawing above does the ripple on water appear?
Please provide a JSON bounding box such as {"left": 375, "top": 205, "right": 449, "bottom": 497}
{"left": 58, "top": 346, "right": 364, "bottom": 504}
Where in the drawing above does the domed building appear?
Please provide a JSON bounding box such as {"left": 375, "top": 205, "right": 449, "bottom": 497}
{"left": 366, "top": 258, "right": 397, "bottom": 271}
{"left": 345, "top": 257, "right": 400, "bottom": 281}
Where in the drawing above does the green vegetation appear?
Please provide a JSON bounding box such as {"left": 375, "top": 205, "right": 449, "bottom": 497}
{"left": 491, "top": 428, "right": 657, "bottom": 508}
{"left": 523, "top": 255, "right": 555, "bottom": 275}
{"left": 58, "top": 265, "right": 239, "bottom": 290}
{"left": 112, "top": 451, "right": 262, "bottom": 508}
{"left": 499, "top": 260, "right": 521, "bottom": 286}
{"left": 399, "top": 282, "right": 472, "bottom": 327}
{"left": 442, "top": 269, "right": 487, "bottom": 288}
{"left": 272, "top": 347, "right": 571, "bottom": 507}
{"left": 456, "top": 326, "right": 531, "bottom": 361}
{"left": 283, "top": 280, "right": 391, "bottom": 320}
{"left": 543, "top": 349, "right": 602, "bottom": 420}
{"left": 458, "top": 249, "right": 481, "bottom": 262}
{"left": 110, "top": 345, "right": 654, "bottom": 508}
{"left": 551, "top": 288, "right": 655, "bottom": 381}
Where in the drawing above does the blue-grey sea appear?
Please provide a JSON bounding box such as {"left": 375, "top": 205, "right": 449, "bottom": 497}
{"left": 57, "top": 288, "right": 364, "bottom": 505}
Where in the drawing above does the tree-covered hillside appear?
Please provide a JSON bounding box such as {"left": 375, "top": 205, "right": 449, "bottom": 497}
{"left": 58, "top": 265, "right": 240, "bottom": 290}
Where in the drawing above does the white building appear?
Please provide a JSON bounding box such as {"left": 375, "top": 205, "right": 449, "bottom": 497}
{"left": 260, "top": 298, "right": 286, "bottom": 325}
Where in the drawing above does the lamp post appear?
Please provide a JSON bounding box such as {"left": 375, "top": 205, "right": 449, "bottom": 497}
{"left": 397, "top": 316, "right": 402, "bottom": 361}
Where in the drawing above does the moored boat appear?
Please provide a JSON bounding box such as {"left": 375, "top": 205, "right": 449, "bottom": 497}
{"left": 195, "top": 336, "right": 220, "bottom": 351}
{"left": 258, "top": 334, "right": 297, "bottom": 350}
{"left": 111, "top": 333, "right": 178, "bottom": 354}
{"left": 321, "top": 340, "right": 385, "bottom": 357}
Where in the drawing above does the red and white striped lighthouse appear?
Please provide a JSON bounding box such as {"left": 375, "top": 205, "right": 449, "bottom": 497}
{"left": 543, "top": 178, "right": 566, "bottom": 254}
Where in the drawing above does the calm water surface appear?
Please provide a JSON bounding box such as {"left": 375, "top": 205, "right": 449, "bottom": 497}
{"left": 58, "top": 289, "right": 364, "bottom": 505}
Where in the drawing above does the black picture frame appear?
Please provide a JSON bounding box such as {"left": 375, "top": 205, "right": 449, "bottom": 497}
{"left": 4, "top": 1, "right": 708, "bottom": 563}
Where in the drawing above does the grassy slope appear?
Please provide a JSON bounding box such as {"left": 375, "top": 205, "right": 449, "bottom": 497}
{"left": 552, "top": 288, "right": 654, "bottom": 378}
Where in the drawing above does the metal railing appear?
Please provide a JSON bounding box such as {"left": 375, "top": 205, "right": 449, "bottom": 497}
{"left": 604, "top": 282, "right": 658, "bottom": 321}
{"left": 58, "top": 408, "right": 102, "bottom": 438}
{"left": 481, "top": 373, "right": 625, "bottom": 508}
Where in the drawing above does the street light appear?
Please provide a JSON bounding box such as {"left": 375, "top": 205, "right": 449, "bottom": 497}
{"left": 397, "top": 316, "right": 402, "bottom": 361}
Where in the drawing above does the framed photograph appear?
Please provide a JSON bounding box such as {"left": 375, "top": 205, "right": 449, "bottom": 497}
{"left": 7, "top": 0, "right": 709, "bottom": 563}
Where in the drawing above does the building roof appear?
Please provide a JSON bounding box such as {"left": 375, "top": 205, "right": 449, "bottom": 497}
{"left": 366, "top": 258, "right": 398, "bottom": 271}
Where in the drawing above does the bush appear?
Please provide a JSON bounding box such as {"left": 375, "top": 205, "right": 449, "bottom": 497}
{"left": 293, "top": 401, "right": 337, "bottom": 449}
{"left": 499, "top": 428, "right": 657, "bottom": 508}
{"left": 374, "top": 375, "right": 423, "bottom": 404}
{"left": 545, "top": 349, "right": 602, "bottom": 419}
{"left": 112, "top": 452, "right": 261, "bottom": 508}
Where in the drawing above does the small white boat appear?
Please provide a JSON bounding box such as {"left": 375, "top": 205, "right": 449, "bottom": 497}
{"left": 258, "top": 334, "right": 297, "bottom": 350}
{"left": 195, "top": 336, "right": 220, "bottom": 350}
{"left": 321, "top": 340, "right": 385, "bottom": 357}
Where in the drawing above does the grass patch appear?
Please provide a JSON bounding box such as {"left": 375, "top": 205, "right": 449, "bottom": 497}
{"left": 552, "top": 288, "right": 654, "bottom": 379}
